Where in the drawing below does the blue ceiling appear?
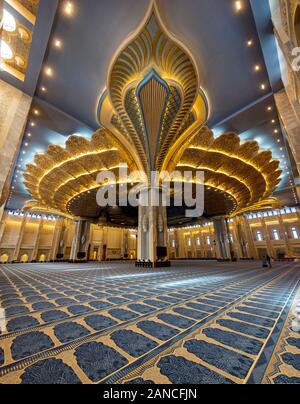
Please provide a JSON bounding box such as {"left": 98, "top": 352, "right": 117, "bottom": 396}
{"left": 5, "top": 0, "right": 299, "bottom": 210}
{"left": 34, "top": 0, "right": 279, "bottom": 129}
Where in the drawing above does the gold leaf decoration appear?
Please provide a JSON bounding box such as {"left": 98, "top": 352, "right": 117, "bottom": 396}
{"left": 23, "top": 129, "right": 139, "bottom": 218}
{"left": 166, "top": 126, "right": 282, "bottom": 216}
{"left": 98, "top": 3, "right": 208, "bottom": 173}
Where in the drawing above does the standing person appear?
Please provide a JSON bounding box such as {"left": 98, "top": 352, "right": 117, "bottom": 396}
{"left": 266, "top": 254, "right": 272, "bottom": 268}
{"left": 262, "top": 256, "right": 268, "bottom": 268}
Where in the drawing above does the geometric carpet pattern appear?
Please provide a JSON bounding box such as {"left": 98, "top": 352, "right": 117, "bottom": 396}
{"left": 0, "top": 261, "right": 299, "bottom": 384}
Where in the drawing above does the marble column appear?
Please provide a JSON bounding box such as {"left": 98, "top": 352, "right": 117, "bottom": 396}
{"left": 70, "top": 220, "right": 91, "bottom": 262}
{"left": 200, "top": 231, "right": 206, "bottom": 258}
{"left": 213, "top": 218, "right": 231, "bottom": 260}
{"left": 278, "top": 213, "right": 290, "bottom": 257}
{"left": 0, "top": 80, "right": 31, "bottom": 206}
{"left": 13, "top": 216, "right": 26, "bottom": 262}
{"left": 0, "top": 3, "right": 3, "bottom": 25}
{"left": 261, "top": 218, "right": 273, "bottom": 257}
{"left": 32, "top": 220, "right": 43, "bottom": 261}
{"left": 137, "top": 190, "right": 168, "bottom": 265}
{"left": 51, "top": 219, "right": 66, "bottom": 261}
{"left": 174, "top": 229, "right": 181, "bottom": 259}
{"left": 235, "top": 216, "right": 250, "bottom": 259}
{"left": 0, "top": 206, "right": 6, "bottom": 244}
{"left": 122, "top": 229, "right": 130, "bottom": 259}
{"left": 98, "top": 227, "right": 108, "bottom": 262}
{"left": 242, "top": 215, "right": 258, "bottom": 259}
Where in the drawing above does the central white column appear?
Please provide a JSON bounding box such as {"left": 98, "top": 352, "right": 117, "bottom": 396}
{"left": 70, "top": 220, "right": 91, "bottom": 262}
{"left": 213, "top": 218, "right": 231, "bottom": 261}
{"left": 137, "top": 188, "right": 168, "bottom": 265}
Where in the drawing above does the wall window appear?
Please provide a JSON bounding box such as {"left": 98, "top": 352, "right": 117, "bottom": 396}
{"left": 272, "top": 229, "right": 280, "bottom": 241}
{"left": 291, "top": 227, "right": 299, "bottom": 240}
{"left": 171, "top": 239, "right": 176, "bottom": 248}
{"left": 196, "top": 236, "right": 201, "bottom": 246}
{"left": 256, "top": 231, "right": 263, "bottom": 242}
{"left": 206, "top": 236, "right": 211, "bottom": 245}
{"left": 187, "top": 238, "right": 192, "bottom": 247}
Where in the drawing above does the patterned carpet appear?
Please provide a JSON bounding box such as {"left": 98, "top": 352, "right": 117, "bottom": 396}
{"left": 0, "top": 261, "right": 299, "bottom": 384}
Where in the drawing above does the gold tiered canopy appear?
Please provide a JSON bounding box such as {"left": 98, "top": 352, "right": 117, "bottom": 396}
{"left": 23, "top": 3, "right": 282, "bottom": 222}
{"left": 23, "top": 130, "right": 140, "bottom": 218}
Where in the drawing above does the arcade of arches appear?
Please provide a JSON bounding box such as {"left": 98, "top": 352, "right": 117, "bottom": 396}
{"left": 1, "top": 208, "right": 300, "bottom": 263}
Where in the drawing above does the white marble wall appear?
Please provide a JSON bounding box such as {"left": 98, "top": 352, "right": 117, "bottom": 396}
{"left": 271, "top": 0, "right": 300, "bottom": 177}
{"left": 0, "top": 79, "right": 31, "bottom": 208}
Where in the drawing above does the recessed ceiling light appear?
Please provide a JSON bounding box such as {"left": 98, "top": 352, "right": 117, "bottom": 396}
{"left": 54, "top": 39, "right": 62, "bottom": 48}
{"left": 0, "top": 39, "right": 13, "bottom": 60}
{"left": 235, "top": 1, "right": 242, "bottom": 11}
{"left": 2, "top": 9, "right": 17, "bottom": 32}
{"left": 64, "top": 1, "right": 74, "bottom": 15}
{"left": 274, "top": 129, "right": 279, "bottom": 134}
{"left": 24, "top": 143, "right": 28, "bottom": 147}
{"left": 27, "top": 133, "right": 32, "bottom": 137}
{"left": 247, "top": 39, "right": 253, "bottom": 47}
{"left": 267, "top": 106, "right": 272, "bottom": 111}
{"left": 33, "top": 109, "right": 39, "bottom": 116}
{"left": 41, "top": 86, "right": 47, "bottom": 92}
{"left": 30, "top": 122, "right": 35, "bottom": 127}
{"left": 261, "top": 84, "right": 266, "bottom": 90}
{"left": 45, "top": 67, "right": 53, "bottom": 76}
{"left": 254, "top": 65, "right": 261, "bottom": 71}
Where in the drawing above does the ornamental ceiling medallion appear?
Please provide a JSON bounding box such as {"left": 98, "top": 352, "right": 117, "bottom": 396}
{"left": 98, "top": 1, "right": 208, "bottom": 174}
{"left": 23, "top": 1, "right": 282, "bottom": 221}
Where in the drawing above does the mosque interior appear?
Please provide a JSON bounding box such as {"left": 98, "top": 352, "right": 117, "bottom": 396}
{"left": 0, "top": 0, "right": 299, "bottom": 385}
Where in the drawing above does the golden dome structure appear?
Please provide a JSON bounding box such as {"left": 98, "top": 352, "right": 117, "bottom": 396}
{"left": 24, "top": 2, "right": 281, "bottom": 223}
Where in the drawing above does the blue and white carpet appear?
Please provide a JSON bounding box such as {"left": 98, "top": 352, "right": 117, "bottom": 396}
{"left": 0, "top": 261, "right": 299, "bottom": 384}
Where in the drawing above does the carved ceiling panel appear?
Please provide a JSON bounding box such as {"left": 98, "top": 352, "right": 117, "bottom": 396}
{"left": 98, "top": 4, "right": 208, "bottom": 173}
